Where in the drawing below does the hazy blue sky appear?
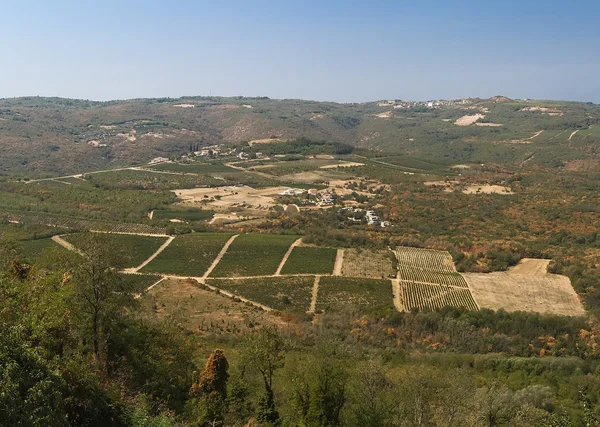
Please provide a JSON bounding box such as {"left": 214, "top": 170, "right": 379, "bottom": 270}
{"left": 1, "top": 0, "right": 599, "bottom": 102}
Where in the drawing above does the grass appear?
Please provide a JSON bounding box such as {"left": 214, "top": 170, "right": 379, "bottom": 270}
{"left": 209, "top": 276, "right": 314, "bottom": 312}
{"left": 280, "top": 246, "right": 337, "bottom": 275}
{"left": 152, "top": 208, "right": 214, "bottom": 222}
{"left": 316, "top": 277, "right": 394, "bottom": 314}
{"left": 210, "top": 234, "right": 299, "bottom": 277}
{"left": 62, "top": 233, "right": 169, "bottom": 268}
{"left": 141, "top": 233, "right": 233, "bottom": 276}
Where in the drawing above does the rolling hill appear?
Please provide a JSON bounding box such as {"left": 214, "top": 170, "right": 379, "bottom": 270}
{"left": 0, "top": 95, "right": 598, "bottom": 176}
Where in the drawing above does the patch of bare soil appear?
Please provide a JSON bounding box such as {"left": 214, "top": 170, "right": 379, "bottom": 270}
{"left": 175, "top": 185, "right": 290, "bottom": 211}
{"left": 521, "top": 106, "right": 563, "bottom": 116}
{"left": 173, "top": 104, "right": 195, "bottom": 108}
{"left": 374, "top": 111, "right": 392, "bottom": 119}
{"left": 455, "top": 114, "right": 485, "bottom": 126}
{"left": 508, "top": 258, "right": 550, "bottom": 275}
{"left": 475, "top": 122, "right": 503, "bottom": 127}
{"left": 141, "top": 278, "right": 275, "bottom": 333}
{"left": 320, "top": 161, "right": 365, "bottom": 169}
{"left": 463, "top": 185, "right": 513, "bottom": 195}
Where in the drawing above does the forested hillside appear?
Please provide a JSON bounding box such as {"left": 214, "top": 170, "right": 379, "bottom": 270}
{"left": 1, "top": 95, "right": 598, "bottom": 176}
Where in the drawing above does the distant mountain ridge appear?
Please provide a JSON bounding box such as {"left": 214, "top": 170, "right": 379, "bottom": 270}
{"left": 0, "top": 95, "right": 598, "bottom": 176}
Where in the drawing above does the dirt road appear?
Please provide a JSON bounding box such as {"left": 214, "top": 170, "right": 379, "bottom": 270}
{"left": 275, "top": 238, "right": 303, "bottom": 275}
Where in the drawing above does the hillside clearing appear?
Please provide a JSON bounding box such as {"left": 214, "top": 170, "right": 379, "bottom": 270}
{"left": 455, "top": 114, "right": 484, "bottom": 126}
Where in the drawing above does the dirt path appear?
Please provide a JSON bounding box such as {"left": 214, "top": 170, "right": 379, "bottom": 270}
{"left": 308, "top": 275, "right": 321, "bottom": 313}
{"left": 135, "top": 276, "right": 167, "bottom": 299}
{"left": 568, "top": 130, "right": 579, "bottom": 140}
{"left": 333, "top": 249, "right": 344, "bottom": 276}
{"left": 528, "top": 130, "right": 544, "bottom": 140}
{"left": 51, "top": 235, "right": 84, "bottom": 255}
{"left": 90, "top": 230, "right": 170, "bottom": 237}
{"left": 391, "top": 279, "right": 403, "bottom": 312}
{"left": 125, "top": 236, "right": 175, "bottom": 274}
{"left": 275, "top": 238, "right": 303, "bottom": 275}
{"left": 202, "top": 234, "right": 239, "bottom": 279}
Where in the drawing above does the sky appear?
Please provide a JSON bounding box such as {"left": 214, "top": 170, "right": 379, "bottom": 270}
{"left": 1, "top": 0, "right": 600, "bottom": 103}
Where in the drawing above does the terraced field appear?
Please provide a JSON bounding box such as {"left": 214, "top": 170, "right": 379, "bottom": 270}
{"left": 63, "top": 233, "right": 169, "bottom": 268}
{"left": 209, "top": 276, "right": 314, "bottom": 312}
{"left": 401, "top": 282, "right": 479, "bottom": 311}
{"left": 397, "top": 265, "right": 468, "bottom": 288}
{"left": 341, "top": 249, "right": 396, "bottom": 278}
{"left": 209, "top": 234, "right": 299, "bottom": 277}
{"left": 393, "top": 246, "right": 456, "bottom": 272}
{"left": 280, "top": 246, "right": 337, "bottom": 275}
{"left": 316, "top": 277, "right": 394, "bottom": 313}
{"left": 141, "top": 233, "right": 232, "bottom": 276}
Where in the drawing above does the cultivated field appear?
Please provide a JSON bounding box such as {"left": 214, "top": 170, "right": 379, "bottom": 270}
{"left": 464, "top": 270, "right": 584, "bottom": 316}
{"left": 141, "top": 233, "right": 232, "bottom": 276}
{"left": 341, "top": 249, "right": 396, "bottom": 278}
{"left": 63, "top": 232, "right": 169, "bottom": 268}
{"left": 394, "top": 246, "right": 456, "bottom": 272}
{"left": 17, "top": 238, "right": 62, "bottom": 263}
{"left": 209, "top": 234, "right": 299, "bottom": 277}
{"left": 280, "top": 246, "right": 337, "bottom": 275}
{"left": 401, "top": 281, "right": 479, "bottom": 311}
{"left": 316, "top": 277, "right": 394, "bottom": 313}
{"left": 397, "top": 265, "right": 469, "bottom": 288}
{"left": 208, "top": 276, "right": 314, "bottom": 313}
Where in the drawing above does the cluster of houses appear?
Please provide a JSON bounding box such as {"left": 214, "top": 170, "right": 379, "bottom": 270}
{"left": 338, "top": 207, "right": 392, "bottom": 228}
{"left": 279, "top": 188, "right": 337, "bottom": 205}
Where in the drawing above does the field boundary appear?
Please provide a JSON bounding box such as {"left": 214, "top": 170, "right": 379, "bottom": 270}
{"left": 392, "top": 279, "right": 403, "bottom": 311}
{"left": 275, "top": 237, "right": 303, "bottom": 276}
{"left": 308, "top": 275, "right": 321, "bottom": 313}
{"left": 333, "top": 249, "right": 344, "bottom": 276}
{"left": 51, "top": 235, "right": 84, "bottom": 256}
{"left": 124, "top": 236, "right": 175, "bottom": 274}
{"left": 203, "top": 234, "right": 240, "bottom": 279}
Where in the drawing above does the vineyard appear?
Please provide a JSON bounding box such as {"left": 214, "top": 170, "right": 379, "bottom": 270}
{"left": 316, "top": 277, "right": 394, "bottom": 314}
{"left": 1, "top": 210, "right": 167, "bottom": 235}
{"left": 397, "top": 265, "right": 469, "bottom": 288}
{"left": 280, "top": 246, "right": 337, "bottom": 275}
{"left": 209, "top": 234, "right": 299, "bottom": 277}
{"left": 401, "top": 281, "right": 479, "bottom": 311}
{"left": 208, "top": 276, "right": 314, "bottom": 313}
{"left": 393, "top": 246, "right": 456, "bottom": 272}
{"left": 141, "top": 233, "right": 233, "bottom": 276}
{"left": 63, "top": 232, "right": 169, "bottom": 268}
{"left": 341, "top": 249, "right": 396, "bottom": 278}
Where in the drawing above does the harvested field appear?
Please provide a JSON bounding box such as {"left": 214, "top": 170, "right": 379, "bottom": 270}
{"left": 141, "top": 233, "right": 232, "bottom": 276}
{"left": 316, "top": 277, "right": 394, "bottom": 313}
{"left": 210, "top": 234, "right": 299, "bottom": 277}
{"left": 464, "top": 272, "right": 584, "bottom": 316}
{"left": 394, "top": 246, "right": 456, "bottom": 273}
{"left": 208, "top": 276, "right": 314, "bottom": 313}
{"left": 280, "top": 246, "right": 337, "bottom": 275}
{"left": 401, "top": 281, "right": 478, "bottom": 311}
{"left": 341, "top": 249, "right": 396, "bottom": 279}
{"left": 140, "top": 278, "right": 273, "bottom": 333}
{"left": 455, "top": 114, "right": 484, "bottom": 126}
{"left": 175, "top": 185, "right": 289, "bottom": 210}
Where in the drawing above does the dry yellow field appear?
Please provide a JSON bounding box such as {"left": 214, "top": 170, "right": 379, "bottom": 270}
{"left": 464, "top": 269, "right": 585, "bottom": 316}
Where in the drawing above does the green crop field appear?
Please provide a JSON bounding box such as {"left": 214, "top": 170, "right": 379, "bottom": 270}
{"left": 63, "top": 232, "right": 168, "bottom": 268}
{"left": 316, "top": 277, "right": 394, "bottom": 313}
{"left": 152, "top": 208, "right": 214, "bottom": 222}
{"left": 208, "top": 276, "right": 314, "bottom": 312}
{"left": 209, "top": 234, "right": 299, "bottom": 277}
{"left": 118, "top": 273, "right": 162, "bottom": 293}
{"left": 280, "top": 246, "right": 337, "bottom": 274}
{"left": 141, "top": 233, "right": 232, "bottom": 276}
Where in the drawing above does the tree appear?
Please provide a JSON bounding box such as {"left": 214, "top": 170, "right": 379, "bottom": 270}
{"left": 349, "top": 358, "right": 394, "bottom": 427}
{"left": 188, "top": 349, "right": 230, "bottom": 425}
{"left": 241, "top": 326, "right": 285, "bottom": 424}
{"left": 68, "top": 234, "right": 133, "bottom": 365}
